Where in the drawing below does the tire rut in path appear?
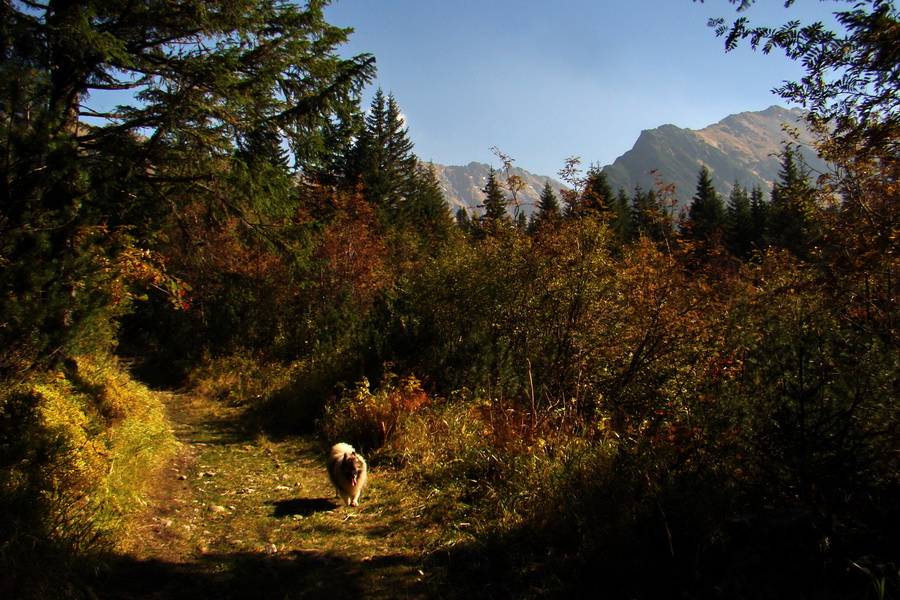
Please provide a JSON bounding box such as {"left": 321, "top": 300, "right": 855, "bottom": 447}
{"left": 98, "top": 393, "right": 438, "bottom": 600}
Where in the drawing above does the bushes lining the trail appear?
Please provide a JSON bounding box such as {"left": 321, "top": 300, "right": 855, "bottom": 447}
{"left": 315, "top": 276, "right": 900, "bottom": 598}
{"left": 0, "top": 356, "right": 176, "bottom": 599}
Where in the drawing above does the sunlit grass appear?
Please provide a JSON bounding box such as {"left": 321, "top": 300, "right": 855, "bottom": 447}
{"left": 0, "top": 354, "right": 176, "bottom": 599}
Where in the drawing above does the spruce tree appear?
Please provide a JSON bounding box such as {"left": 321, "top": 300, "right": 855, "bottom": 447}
{"left": 408, "top": 163, "right": 454, "bottom": 241}
{"left": 530, "top": 181, "right": 561, "bottom": 232}
{"left": 580, "top": 165, "right": 614, "bottom": 215}
{"left": 725, "top": 182, "right": 754, "bottom": 257}
{"left": 516, "top": 211, "right": 528, "bottom": 231}
{"left": 749, "top": 185, "right": 770, "bottom": 250}
{"left": 610, "top": 188, "right": 634, "bottom": 245}
{"left": 0, "top": 0, "right": 375, "bottom": 375}
{"left": 346, "top": 89, "right": 419, "bottom": 227}
{"left": 480, "top": 167, "right": 510, "bottom": 232}
{"left": 456, "top": 207, "right": 472, "bottom": 233}
{"left": 685, "top": 166, "right": 725, "bottom": 243}
{"left": 631, "top": 185, "right": 674, "bottom": 244}
{"left": 537, "top": 181, "right": 562, "bottom": 216}
{"left": 631, "top": 185, "right": 654, "bottom": 239}
{"left": 769, "top": 147, "right": 820, "bottom": 258}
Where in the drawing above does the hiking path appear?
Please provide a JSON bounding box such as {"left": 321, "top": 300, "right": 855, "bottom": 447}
{"left": 99, "top": 392, "right": 452, "bottom": 599}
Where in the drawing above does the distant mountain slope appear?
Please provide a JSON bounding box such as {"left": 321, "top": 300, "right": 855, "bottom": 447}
{"left": 427, "top": 162, "right": 568, "bottom": 217}
{"left": 429, "top": 106, "right": 829, "bottom": 217}
{"left": 601, "top": 106, "right": 829, "bottom": 209}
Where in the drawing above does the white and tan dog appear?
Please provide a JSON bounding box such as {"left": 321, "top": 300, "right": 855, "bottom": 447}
{"left": 326, "top": 443, "right": 368, "bottom": 507}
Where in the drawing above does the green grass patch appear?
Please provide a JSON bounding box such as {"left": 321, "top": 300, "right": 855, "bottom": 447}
{"left": 0, "top": 355, "right": 176, "bottom": 599}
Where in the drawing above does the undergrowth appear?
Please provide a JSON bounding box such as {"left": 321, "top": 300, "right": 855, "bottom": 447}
{"left": 0, "top": 355, "right": 176, "bottom": 599}
{"left": 312, "top": 365, "right": 900, "bottom": 599}
{"left": 182, "top": 352, "right": 900, "bottom": 598}
{"left": 187, "top": 349, "right": 360, "bottom": 434}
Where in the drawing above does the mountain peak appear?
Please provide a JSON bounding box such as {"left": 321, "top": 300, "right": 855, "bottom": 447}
{"left": 429, "top": 106, "right": 826, "bottom": 216}
{"left": 429, "top": 162, "right": 567, "bottom": 216}
{"left": 602, "top": 106, "right": 825, "bottom": 208}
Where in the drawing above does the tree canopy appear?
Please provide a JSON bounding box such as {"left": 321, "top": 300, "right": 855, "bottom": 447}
{"left": 0, "top": 0, "right": 375, "bottom": 374}
{"left": 2, "top": 3, "right": 899, "bottom": 598}
{"left": 703, "top": 0, "right": 900, "bottom": 157}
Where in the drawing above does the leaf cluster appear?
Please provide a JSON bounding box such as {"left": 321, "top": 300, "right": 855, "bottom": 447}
{"left": 704, "top": 0, "right": 900, "bottom": 156}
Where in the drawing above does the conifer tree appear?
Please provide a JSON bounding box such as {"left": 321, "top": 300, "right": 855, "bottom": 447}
{"left": 610, "top": 187, "right": 634, "bottom": 245}
{"left": 538, "top": 181, "right": 562, "bottom": 216}
{"left": 0, "top": 0, "right": 375, "bottom": 375}
{"left": 631, "top": 185, "right": 655, "bottom": 239}
{"left": 631, "top": 186, "right": 674, "bottom": 245}
{"left": 684, "top": 166, "right": 726, "bottom": 243}
{"left": 725, "top": 182, "right": 754, "bottom": 257}
{"left": 749, "top": 185, "right": 770, "bottom": 250}
{"left": 769, "top": 148, "right": 820, "bottom": 258}
{"left": 580, "top": 165, "right": 615, "bottom": 215}
{"left": 456, "top": 207, "right": 472, "bottom": 233}
{"left": 480, "top": 167, "right": 510, "bottom": 232}
{"left": 407, "top": 163, "right": 454, "bottom": 241}
{"left": 530, "top": 181, "right": 561, "bottom": 232}
{"left": 516, "top": 212, "right": 528, "bottom": 231}
{"left": 346, "top": 89, "right": 419, "bottom": 227}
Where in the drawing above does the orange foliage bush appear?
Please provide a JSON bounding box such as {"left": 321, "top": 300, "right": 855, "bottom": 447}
{"left": 320, "top": 369, "right": 431, "bottom": 452}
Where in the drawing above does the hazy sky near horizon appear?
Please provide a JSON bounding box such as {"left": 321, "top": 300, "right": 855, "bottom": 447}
{"left": 325, "top": 0, "right": 843, "bottom": 177}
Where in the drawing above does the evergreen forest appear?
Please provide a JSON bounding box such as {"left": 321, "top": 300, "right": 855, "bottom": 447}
{"left": 1, "top": 0, "right": 898, "bottom": 598}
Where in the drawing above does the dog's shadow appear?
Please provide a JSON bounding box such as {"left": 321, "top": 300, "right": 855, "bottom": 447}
{"left": 270, "top": 497, "right": 337, "bottom": 517}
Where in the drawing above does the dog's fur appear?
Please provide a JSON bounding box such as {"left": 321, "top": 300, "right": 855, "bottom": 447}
{"left": 326, "top": 443, "right": 368, "bottom": 506}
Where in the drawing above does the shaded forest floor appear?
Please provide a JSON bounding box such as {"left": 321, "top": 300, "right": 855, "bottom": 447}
{"left": 95, "top": 393, "right": 463, "bottom": 600}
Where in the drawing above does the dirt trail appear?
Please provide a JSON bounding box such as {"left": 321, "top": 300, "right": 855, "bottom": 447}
{"left": 97, "top": 393, "right": 446, "bottom": 599}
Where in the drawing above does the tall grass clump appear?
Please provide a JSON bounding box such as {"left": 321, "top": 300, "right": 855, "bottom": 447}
{"left": 319, "top": 369, "right": 431, "bottom": 454}
{"left": 0, "top": 355, "right": 176, "bottom": 599}
{"left": 187, "top": 349, "right": 366, "bottom": 433}
{"left": 187, "top": 349, "right": 302, "bottom": 407}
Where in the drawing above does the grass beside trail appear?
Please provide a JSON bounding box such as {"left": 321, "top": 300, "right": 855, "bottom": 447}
{"left": 96, "top": 393, "right": 471, "bottom": 600}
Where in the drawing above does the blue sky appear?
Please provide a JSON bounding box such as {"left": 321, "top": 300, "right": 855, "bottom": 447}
{"left": 325, "top": 0, "right": 842, "bottom": 177}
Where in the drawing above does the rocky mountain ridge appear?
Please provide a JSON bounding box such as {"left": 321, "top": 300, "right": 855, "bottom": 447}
{"left": 427, "top": 161, "right": 567, "bottom": 217}
{"left": 430, "top": 106, "right": 829, "bottom": 215}
{"left": 600, "top": 105, "right": 828, "bottom": 209}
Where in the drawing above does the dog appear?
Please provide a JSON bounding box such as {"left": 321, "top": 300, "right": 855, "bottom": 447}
{"left": 326, "top": 443, "right": 368, "bottom": 507}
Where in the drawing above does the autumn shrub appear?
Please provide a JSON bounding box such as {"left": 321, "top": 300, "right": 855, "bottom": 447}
{"left": 319, "top": 370, "right": 430, "bottom": 453}
{"left": 370, "top": 399, "right": 496, "bottom": 526}
{"left": 375, "top": 393, "right": 593, "bottom": 540}
{"left": 386, "top": 220, "right": 730, "bottom": 429}
{"left": 187, "top": 350, "right": 302, "bottom": 406}
{"left": 381, "top": 396, "right": 540, "bottom": 482}
{"left": 0, "top": 356, "right": 175, "bottom": 599}
{"left": 388, "top": 240, "right": 762, "bottom": 597}
{"left": 383, "top": 400, "right": 488, "bottom": 476}
{"left": 425, "top": 405, "right": 745, "bottom": 599}
{"left": 392, "top": 394, "right": 732, "bottom": 598}
{"left": 718, "top": 252, "right": 900, "bottom": 513}
{"left": 375, "top": 231, "right": 535, "bottom": 397}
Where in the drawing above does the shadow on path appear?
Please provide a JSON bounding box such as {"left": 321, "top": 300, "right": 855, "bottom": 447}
{"left": 97, "top": 547, "right": 432, "bottom": 600}
{"left": 270, "top": 496, "right": 337, "bottom": 517}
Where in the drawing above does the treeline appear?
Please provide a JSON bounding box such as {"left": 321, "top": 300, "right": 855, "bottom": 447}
{"left": 318, "top": 120, "right": 899, "bottom": 597}
{"left": 458, "top": 148, "right": 820, "bottom": 263}
{"left": 1, "top": 0, "right": 898, "bottom": 598}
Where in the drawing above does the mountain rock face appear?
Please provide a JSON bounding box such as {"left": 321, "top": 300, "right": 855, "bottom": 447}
{"left": 601, "top": 106, "right": 829, "bottom": 209}
{"left": 429, "top": 106, "right": 829, "bottom": 217}
{"left": 427, "top": 162, "right": 568, "bottom": 217}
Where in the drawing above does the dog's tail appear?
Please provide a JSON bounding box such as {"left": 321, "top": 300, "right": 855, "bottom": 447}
{"left": 330, "top": 442, "right": 356, "bottom": 459}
